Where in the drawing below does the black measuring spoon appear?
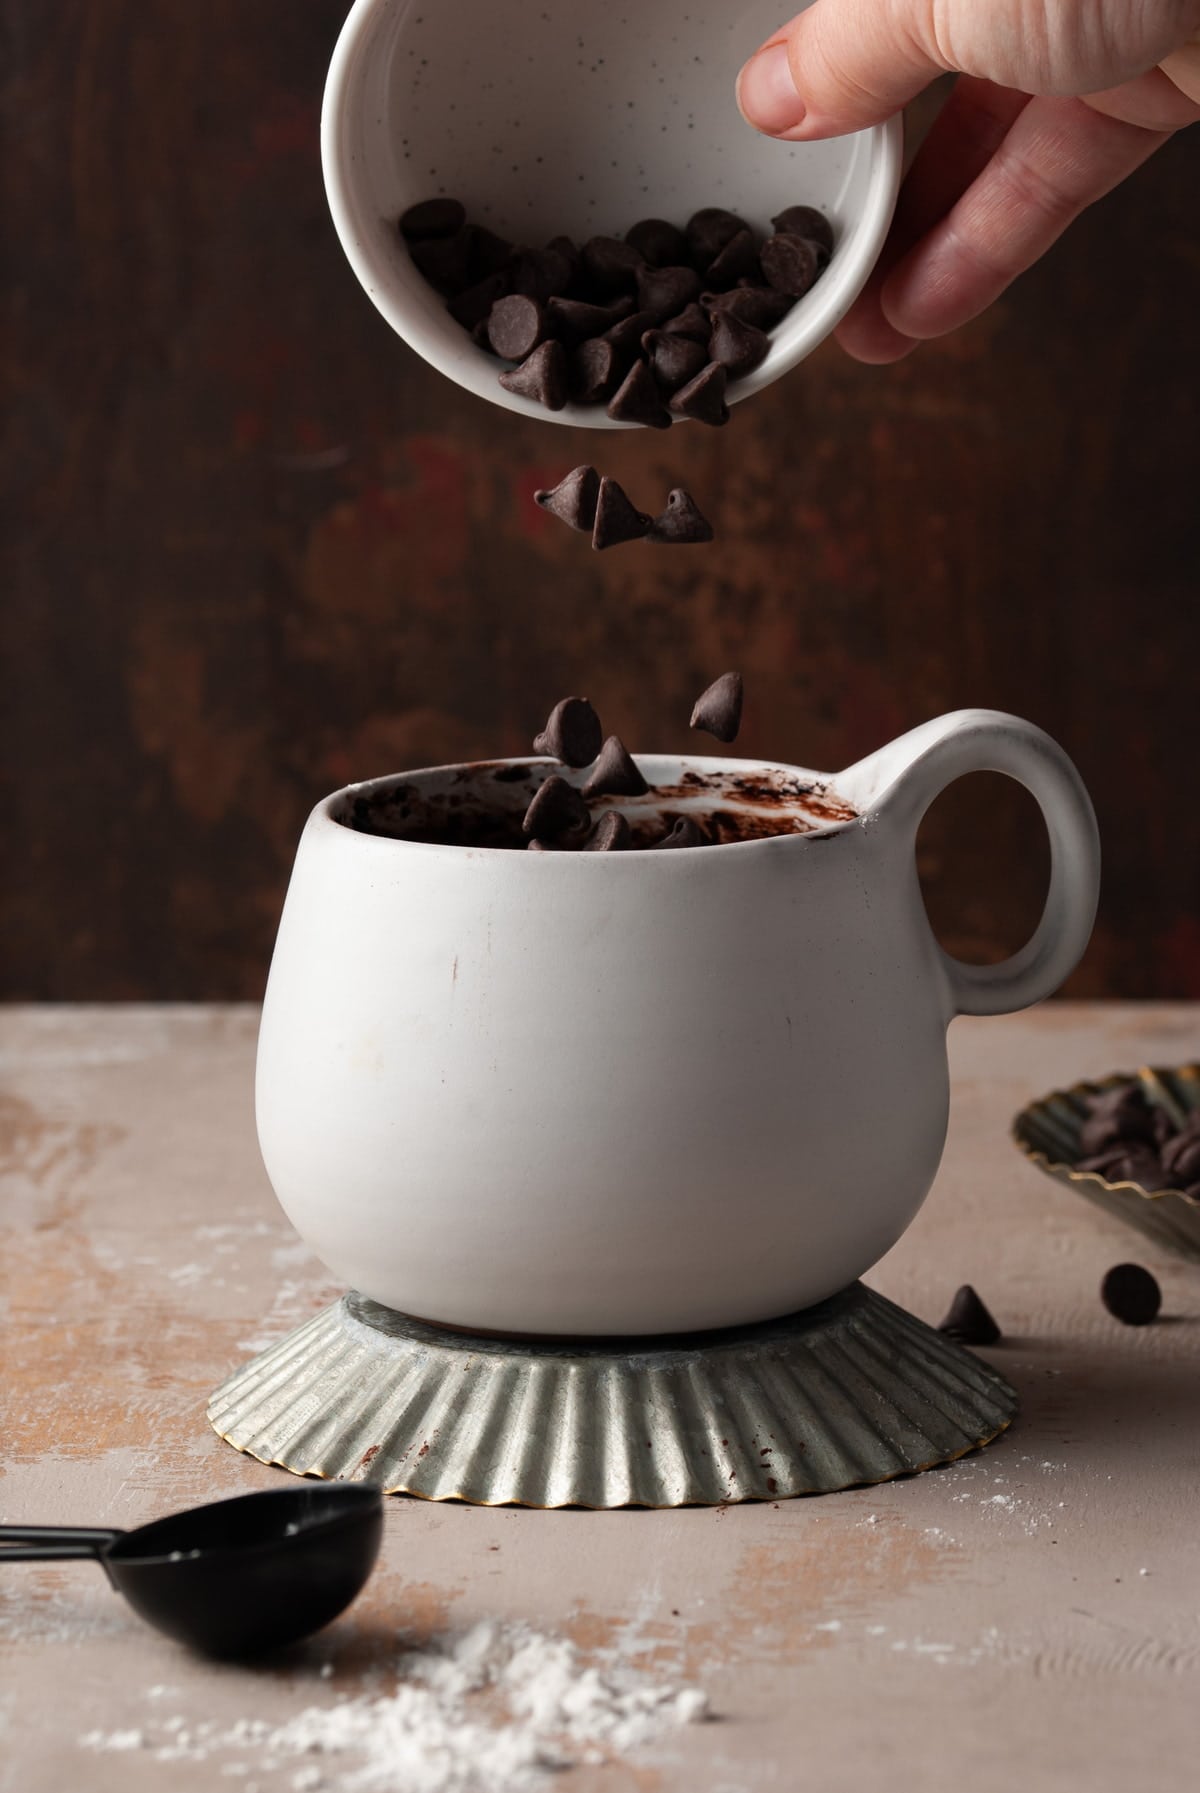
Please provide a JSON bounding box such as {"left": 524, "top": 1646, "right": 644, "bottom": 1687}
{"left": 0, "top": 1483, "right": 383, "bottom": 1657}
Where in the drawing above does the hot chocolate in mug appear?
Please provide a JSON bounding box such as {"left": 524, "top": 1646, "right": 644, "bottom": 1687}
{"left": 256, "top": 709, "right": 1099, "bottom": 1335}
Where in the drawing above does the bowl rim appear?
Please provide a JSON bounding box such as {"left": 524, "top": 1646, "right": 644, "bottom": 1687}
{"left": 319, "top": 0, "right": 904, "bottom": 425}
{"left": 1011, "top": 1063, "right": 1200, "bottom": 1207}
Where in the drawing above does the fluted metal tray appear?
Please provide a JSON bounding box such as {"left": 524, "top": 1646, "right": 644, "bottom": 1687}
{"left": 208, "top": 1282, "right": 1016, "bottom": 1508}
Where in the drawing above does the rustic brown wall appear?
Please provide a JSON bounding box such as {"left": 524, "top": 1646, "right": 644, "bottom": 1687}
{"left": 2, "top": 2, "right": 1198, "bottom": 1000}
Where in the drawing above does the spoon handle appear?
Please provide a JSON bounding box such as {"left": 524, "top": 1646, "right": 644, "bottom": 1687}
{"left": 0, "top": 1525, "right": 125, "bottom": 1559}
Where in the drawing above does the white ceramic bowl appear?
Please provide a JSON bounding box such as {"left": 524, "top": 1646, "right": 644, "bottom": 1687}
{"left": 321, "top": 0, "right": 902, "bottom": 425}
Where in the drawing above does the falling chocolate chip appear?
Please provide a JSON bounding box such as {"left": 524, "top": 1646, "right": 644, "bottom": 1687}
{"left": 408, "top": 227, "right": 474, "bottom": 295}
{"left": 657, "top": 817, "right": 708, "bottom": 849}
{"left": 547, "top": 294, "right": 632, "bottom": 346}
{"left": 648, "top": 488, "right": 714, "bottom": 545}
{"left": 583, "top": 735, "right": 649, "bottom": 798}
{"left": 583, "top": 811, "right": 633, "bottom": 852}
{"left": 400, "top": 197, "right": 467, "bottom": 242}
{"left": 487, "top": 294, "right": 548, "bottom": 361}
{"left": 690, "top": 671, "right": 743, "bottom": 741}
{"left": 582, "top": 236, "right": 644, "bottom": 295}
{"left": 704, "top": 285, "right": 797, "bottom": 330}
{"left": 625, "top": 218, "right": 688, "bottom": 267}
{"left": 686, "top": 207, "right": 747, "bottom": 270}
{"left": 936, "top": 1285, "right": 1001, "bottom": 1346}
{"left": 449, "top": 272, "right": 511, "bottom": 330}
{"left": 568, "top": 338, "right": 622, "bottom": 403}
{"left": 704, "top": 228, "right": 761, "bottom": 291}
{"left": 660, "top": 302, "right": 713, "bottom": 341}
{"left": 509, "top": 245, "right": 574, "bottom": 302}
{"left": 641, "top": 329, "right": 709, "bottom": 393}
{"left": 602, "top": 309, "right": 659, "bottom": 360}
{"left": 709, "top": 311, "right": 770, "bottom": 379}
{"left": 498, "top": 339, "right": 568, "bottom": 410}
{"left": 534, "top": 466, "right": 600, "bottom": 534}
{"left": 637, "top": 264, "right": 703, "bottom": 322}
{"left": 522, "top": 774, "right": 591, "bottom": 838}
{"left": 760, "top": 233, "right": 822, "bottom": 298}
{"left": 592, "top": 476, "right": 652, "bottom": 549}
{"left": 1100, "top": 1263, "right": 1161, "bottom": 1326}
{"left": 669, "top": 361, "right": 729, "bottom": 427}
{"left": 771, "top": 204, "right": 834, "bottom": 259}
{"left": 607, "top": 358, "right": 672, "bottom": 429}
{"left": 532, "top": 697, "right": 603, "bottom": 767}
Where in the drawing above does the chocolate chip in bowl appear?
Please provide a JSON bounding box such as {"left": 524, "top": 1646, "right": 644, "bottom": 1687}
{"left": 1012, "top": 1065, "right": 1200, "bottom": 1261}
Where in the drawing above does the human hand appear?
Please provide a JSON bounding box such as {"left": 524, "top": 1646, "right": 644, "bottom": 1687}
{"left": 736, "top": 1, "right": 1200, "bottom": 360}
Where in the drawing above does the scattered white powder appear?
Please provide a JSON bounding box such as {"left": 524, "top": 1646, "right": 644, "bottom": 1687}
{"left": 79, "top": 1620, "right": 708, "bottom": 1792}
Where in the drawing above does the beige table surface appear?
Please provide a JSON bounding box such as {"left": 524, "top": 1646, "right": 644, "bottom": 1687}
{"left": 2, "top": 1003, "right": 1198, "bottom": 1793}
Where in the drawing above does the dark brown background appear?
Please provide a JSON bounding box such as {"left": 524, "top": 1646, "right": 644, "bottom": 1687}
{"left": 2, "top": 2, "right": 1198, "bottom": 1000}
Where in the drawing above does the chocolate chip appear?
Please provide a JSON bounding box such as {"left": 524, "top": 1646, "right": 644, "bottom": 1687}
{"left": 602, "top": 309, "right": 659, "bottom": 360}
{"left": 656, "top": 817, "right": 708, "bottom": 849}
{"left": 636, "top": 264, "right": 703, "bottom": 322}
{"left": 487, "top": 294, "right": 548, "bottom": 361}
{"left": 709, "top": 311, "right": 770, "bottom": 379}
{"left": 690, "top": 671, "right": 743, "bottom": 741}
{"left": 760, "top": 232, "right": 822, "bottom": 297}
{"left": 583, "top": 735, "right": 649, "bottom": 798}
{"left": 704, "top": 285, "right": 797, "bottom": 330}
{"left": 568, "top": 338, "right": 622, "bottom": 403}
{"left": 448, "top": 272, "right": 511, "bottom": 330}
{"left": 686, "top": 207, "right": 748, "bottom": 270}
{"left": 400, "top": 198, "right": 467, "bottom": 242}
{"left": 625, "top": 218, "right": 688, "bottom": 267}
{"left": 526, "top": 838, "right": 550, "bottom": 851}
{"left": 1105, "top": 1150, "right": 1177, "bottom": 1191}
{"left": 668, "top": 361, "right": 729, "bottom": 427}
{"left": 1162, "top": 1132, "right": 1200, "bottom": 1182}
{"left": 582, "top": 236, "right": 644, "bottom": 295}
{"left": 607, "top": 358, "right": 673, "bottom": 429}
{"left": 704, "top": 228, "right": 761, "bottom": 291}
{"left": 660, "top": 302, "right": 713, "bottom": 342}
{"left": 547, "top": 294, "right": 633, "bottom": 345}
{"left": 592, "top": 476, "right": 652, "bottom": 549}
{"left": 534, "top": 466, "right": 600, "bottom": 534}
{"left": 545, "top": 234, "right": 582, "bottom": 289}
{"left": 533, "top": 696, "right": 603, "bottom": 767}
{"left": 648, "top": 488, "right": 714, "bottom": 545}
{"left": 641, "top": 329, "right": 709, "bottom": 393}
{"left": 936, "top": 1285, "right": 1001, "bottom": 1346}
{"left": 771, "top": 204, "right": 834, "bottom": 259}
{"left": 408, "top": 227, "right": 474, "bottom": 295}
{"left": 583, "top": 811, "right": 633, "bottom": 851}
{"left": 470, "top": 318, "right": 492, "bottom": 350}
{"left": 1100, "top": 1263, "right": 1161, "bottom": 1326}
{"left": 522, "top": 774, "right": 591, "bottom": 838}
{"left": 469, "top": 226, "right": 516, "bottom": 280}
{"left": 498, "top": 339, "right": 568, "bottom": 410}
{"left": 509, "top": 245, "right": 574, "bottom": 302}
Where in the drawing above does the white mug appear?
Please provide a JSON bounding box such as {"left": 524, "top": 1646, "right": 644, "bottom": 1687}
{"left": 256, "top": 709, "right": 1099, "bottom": 1335}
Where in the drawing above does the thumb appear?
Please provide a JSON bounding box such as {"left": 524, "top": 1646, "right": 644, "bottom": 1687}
{"left": 737, "top": 0, "right": 947, "bottom": 139}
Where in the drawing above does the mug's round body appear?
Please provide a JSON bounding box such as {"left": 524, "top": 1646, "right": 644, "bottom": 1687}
{"left": 257, "top": 756, "right": 949, "bottom": 1335}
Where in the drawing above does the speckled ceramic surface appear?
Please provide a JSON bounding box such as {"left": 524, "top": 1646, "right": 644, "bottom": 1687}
{"left": 208, "top": 1283, "right": 1018, "bottom": 1508}
{"left": 1013, "top": 1065, "right": 1200, "bottom": 1261}
{"left": 321, "top": 0, "right": 901, "bottom": 422}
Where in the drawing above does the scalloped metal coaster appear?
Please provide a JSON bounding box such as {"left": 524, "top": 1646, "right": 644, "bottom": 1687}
{"left": 208, "top": 1283, "right": 1016, "bottom": 1508}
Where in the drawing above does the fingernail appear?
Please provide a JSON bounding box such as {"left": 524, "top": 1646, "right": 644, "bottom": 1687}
{"left": 736, "top": 42, "right": 805, "bottom": 135}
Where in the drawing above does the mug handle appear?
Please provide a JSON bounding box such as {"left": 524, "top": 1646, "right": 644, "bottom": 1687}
{"left": 837, "top": 709, "right": 1101, "bottom": 1018}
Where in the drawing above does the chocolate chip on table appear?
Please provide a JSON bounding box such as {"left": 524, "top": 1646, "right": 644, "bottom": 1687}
{"left": 522, "top": 774, "right": 591, "bottom": 839}
{"left": 547, "top": 294, "right": 633, "bottom": 345}
{"left": 568, "top": 338, "right": 622, "bottom": 403}
{"left": 1100, "top": 1263, "right": 1162, "bottom": 1326}
{"left": 607, "top": 359, "right": 673, "bottom": 429}
{"left": 709, "top": 311, "right": 770, "bottom": 379}
{"left": 704, "top": 228, "right": 761, "bottom": 291}
{"left": 771, "top": 204, "right": 835, "bottom": 259}
{"left": 592, "top": 475, "right": 653, "bottom": 549}
{"left": 625, "top": 217, "right": 688, "bottom": 268}
{"left": 582, "top": 235, "right": 644, "bottom": 295}
{"left": 636, "top": 263, "right": 703, "bottom": 322}
{"left": 647, "top": 488, "right": 714, "bottom": 545}
{"left": 583, "top": 735, "right": 649, "bottom": 798}
{"left": 486, "top": 294, "right": 548, "bottom": 361}
{"left": 582, "top": 810, "right": 633, "bottom": 852}
{"left": 533, "top": 697, "right": 603, "bottom": 767}
{"left": 668, "top": 361, "right": 729, "bottom": 427}
{"left": 690, "top": 671, "right": 743, "bottom": 742}
{"left": 399, "top": 197, "right": 468, "bottom": 242}
{"left": 657, "top": 817, "right": 708, "bottom": 849}
{"left": 704, "top": 285, "right": 797, "bottom": 330}
{"left": 936, "top": 1285, "right": 1001, "bottom": 1346}
{"left": 641, "top": 329, "right": 709, "bottom": 394}
{"left": 498, "top": 339, "right": 568, "bottom": 410}
{"left": 760, "top": 232, "right": 822, "bottom": 298}
{"left": 534, "top": 466, "right": 601, "bottom": 533}
{"left": 685, "top": 207, "right": 748, "bottom": 270}
{"left": 660, "top": 302, "right": 712, "bottom": 342}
